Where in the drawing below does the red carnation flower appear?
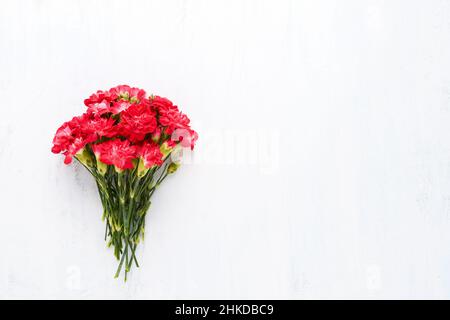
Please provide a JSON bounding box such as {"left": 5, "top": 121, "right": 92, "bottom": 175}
{"left": 111, "top": 100, "right": 132, "bottom": 114}
{"left": 92, "top": 139, "right": 137, "bottom": 170}
{"left": 63, "top": 137, "right": 87, "bottom": 164}
{"left": 51, "top": 122, "right": 74, "bottom": 154}
{"left": 150, "top": 96, "right": 174, "bottom": 113}
{"left": 119, "top": 104, "right": 157, "bottom": 142}
{"left": 159, "top": 108, "right": 191, "bottom": 135}
{"left": 78, "top": 114, "right": 118, "bottom": 139}
{"left": 84, "top": 90, "right": 116, "bottom": 107}
{"left": 139, "top": 141, "right": 163, "bottom": 168}
{"left": 151, "top": 96, "right": 192, "bottom": 135}
{"left": 86, "top": 100, "right": 112, "bottom": 116}
{"left": 52, "top": 112, "right": 122, "bottom": 164}
{"left": 51, "top": 116, "right": 91, "bottom": 164}
{"left": 109, "top": 85, "right": 146, "bottom": 103}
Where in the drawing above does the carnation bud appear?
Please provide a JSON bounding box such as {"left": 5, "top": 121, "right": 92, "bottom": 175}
{"left": 167, "top": 162, "right": 180, "bottom": 174}
{"left": 92, "top": 151, "right": 107, "bottom": 176}
{"left": 151, "top": 128, "right": 161, "bottom": 143}
{"left": 137, "top": 158, "right": 149, "bottom": 178}
{"left": 119, "top": 92, "right": 130, "bottom": 101}
{"left": 114, "top": 166, "right": 124, "bottom": 174}
{"left": 130, "top": 96, "right": 139, "bottom": 104}
{"left": 96, "top": 159, "right": 107, "bottom": 176}
{"left": 75, "top": 148, "right": 94, "bottom": 168}
{"left": 160, "top": 141, "right": 173, "bottom": 158}
{"left": 170, "top": 144, "right": 183, "bottom": 163}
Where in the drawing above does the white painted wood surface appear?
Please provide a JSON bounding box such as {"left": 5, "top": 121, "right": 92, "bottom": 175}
{"left": 1, "top": 0, "right": 450, "bottom": 299}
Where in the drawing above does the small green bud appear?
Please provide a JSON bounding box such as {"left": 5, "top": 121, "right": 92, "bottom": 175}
{"left": 160, "top": 141, "right": 173, "bottom": 158}
{"left": 137, "top": 158, "right": 149, "bottom": 178}
{"left": 108, "top": 217, "right": 115, "bottom": 232}
{"left": 96, "top": 159, "right": 107, "bottom": 175}
{"left": 75, "top": 148, "right": 94, "bottom": 168}
{"left": 167, "top": 162, "right": 180, "bottom": 174}
{"left": 170, "top": 144, "right": 183, "bottom": 163}
{"left": 130, "top": 96, "right": 139, "bottom": 103}
{"left": 152, "top": 130, "right": 161, "bottom": 143}
{"left": 119, "top": 92, "right": 130, "bottom": 100}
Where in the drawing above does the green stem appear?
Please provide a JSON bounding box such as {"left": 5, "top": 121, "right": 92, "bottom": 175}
{"left": 114, "top": 240, "right": 128, "bottom": 279}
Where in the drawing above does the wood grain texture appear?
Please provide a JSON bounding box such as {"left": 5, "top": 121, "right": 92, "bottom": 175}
{"left": 1, "top": 0, "right": 450, "bottom": 299}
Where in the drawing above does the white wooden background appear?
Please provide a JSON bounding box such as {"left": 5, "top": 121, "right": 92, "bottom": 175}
{"left": 1, "top": 0, "right": 450, "bottom": 299}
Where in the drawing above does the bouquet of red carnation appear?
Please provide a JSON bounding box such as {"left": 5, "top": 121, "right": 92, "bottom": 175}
{"left": 51, "top": 85, "right": 197, "bottom": 280}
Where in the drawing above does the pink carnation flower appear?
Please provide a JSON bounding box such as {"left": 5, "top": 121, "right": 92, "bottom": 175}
{"left": 84, "top": 90, "right": 116, "bottom": 107}
{"left": 51, "top": 116, "right": 89, "bottom": 164}
{"left": 92, "top": 139, "right": 137, "bottom": 170}
{"left": 139, "top": 142, "right": 163, "bottom": 168}
{"left": 111, "top": 100, "right": 132, "bottom": 114}
{"left": 87, "top": 100, "right": 112, "bottom": 116}
{"left": 171, "top": 128, "right": 198, "bottom": 150}
{"left": 151, "top": 96, "right": 192, "bottom": 135}
{"left": 109, "top": 85, "right": 146, "bottom": 103}
{"left": 79, "top": 114, "right": 117, "bottom": 139}
{"left": 119, "top": 104, "right": 157, "bottom": 142}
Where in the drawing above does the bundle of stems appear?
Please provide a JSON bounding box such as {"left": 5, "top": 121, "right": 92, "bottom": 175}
{"left": 75, "top": 146, "right": 178, "bottom": 280}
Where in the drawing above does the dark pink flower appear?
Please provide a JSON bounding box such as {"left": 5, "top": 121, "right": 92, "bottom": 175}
{"left": 78, "top": 114, "right": 118, "bottom": 139}
{"left": 86, "top": 100, "right": 112, "bottom": 116}
{"left": 84, "top": 90, "right": 116, "bottom": 107}
{"left": 119, "top": 104, "right": 157, "bottom": 142}
{"left": 109, "top": 85, "right": 146, "bottom": 103}
{"left": 151, "top": 96, "right": 192, "bottom": 135}
{"left": 111, "top": 100, "right": 132, "bottom": 114}
{"left": 92, "top": 139, "right": 137, "bottom": 170}
{"left": 150, "top": 96, "right": 174, "bottom": 113}
{"left": 51, "top": 116, "right": 90, "bottom": 164}
{"left": 139, "top": 142, "right": 163, "bottom": 168}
